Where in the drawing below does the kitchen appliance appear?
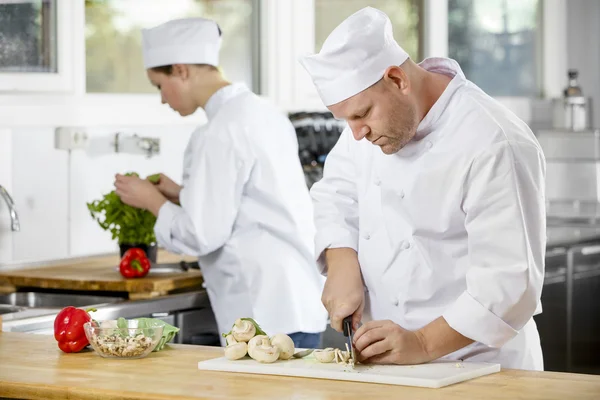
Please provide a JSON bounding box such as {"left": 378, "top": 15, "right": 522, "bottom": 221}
{"left": 197, "top": 357, "right": 500, "bottom": 388}
{"left": 289, "top": 111, "right": 346, "bottom": 188}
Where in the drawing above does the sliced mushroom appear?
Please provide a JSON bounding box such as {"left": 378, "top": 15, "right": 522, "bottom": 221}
{"left": 313, "top": 348, "right": 336, "bottom": 363}
{"left": 335, "top": 348, "right": 350, "bottom": 364}
{"left": 270, "top": 333, "right": 295, "bottom": 360}
{"left": 248, "top": 337, "right": 280, "bottom": 363}
{"left": 231, "top": 318, "right": 256, "bottom": 342}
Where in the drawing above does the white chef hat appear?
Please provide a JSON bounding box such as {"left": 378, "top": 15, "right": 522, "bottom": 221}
{"left": 299, "top": 7, "right": 409, "bottom": 106}
{"left": 141, "top": 17, "right": 222, "bottom": 69}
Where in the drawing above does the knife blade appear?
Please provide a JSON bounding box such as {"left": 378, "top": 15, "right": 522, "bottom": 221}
{"left": 342, "top": 316, "right": 356, "bottom": 368}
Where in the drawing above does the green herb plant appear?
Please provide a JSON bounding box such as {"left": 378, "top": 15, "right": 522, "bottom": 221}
{"left": 87, "top": 172, "right": 157, "bottom": 246}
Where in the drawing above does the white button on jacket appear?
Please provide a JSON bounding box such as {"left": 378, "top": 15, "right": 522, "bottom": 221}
{"left": 154, "top": 83, "right": 328, "bottom": 340}
{"left": 311, "top": 58, "right": 546, "bottom": 370}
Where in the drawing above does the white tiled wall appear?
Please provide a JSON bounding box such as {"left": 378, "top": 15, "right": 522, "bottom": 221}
{"left": 1, "top": 125, "right": 194, "bottom": 263}
{"left": 11, "top": 129, "right": 69, "bottom": 262}
{"left": 0, "top": 129, "right": 13, "bottom": 263}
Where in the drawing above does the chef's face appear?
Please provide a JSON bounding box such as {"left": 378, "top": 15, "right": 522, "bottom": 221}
{"left": 329, "top": 66, "right": 418, "bottom": 155}
{"left": 147, "top": 65, "right": 197, "bottom": 116}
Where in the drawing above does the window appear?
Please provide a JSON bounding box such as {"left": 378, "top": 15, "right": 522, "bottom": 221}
{"left": 85, "top": 0, "right": 256, "bottom": 94}
{"left": 448, "top": 0, "right": 541, "bottom": 97}
{"left": 0, "top": 0, "right": 57, "bottom": 73}
{"left": 314, "top": 0, "right": 421, "bottom": 59}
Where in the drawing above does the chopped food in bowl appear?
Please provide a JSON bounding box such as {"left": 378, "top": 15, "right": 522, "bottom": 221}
{"left": 83, "top": 319, "right": 163, "bottom": 359}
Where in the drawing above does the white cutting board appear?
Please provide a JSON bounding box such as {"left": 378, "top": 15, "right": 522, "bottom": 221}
{"left": 197, "top": 352, "right": 501, "bottom": 389}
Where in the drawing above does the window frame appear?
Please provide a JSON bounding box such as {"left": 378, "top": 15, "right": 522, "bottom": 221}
{"left": 0, "top": 0, "right": 568, "bottom": 127}
{"left": 0, "top": 0, "right": 74, "bottom": 93}
{"left": 289, "top": 0, "right": 568, "bottom": 114}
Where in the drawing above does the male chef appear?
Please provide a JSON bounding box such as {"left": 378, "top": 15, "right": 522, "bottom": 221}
{"left": 299, "top": 7, "right": 546, "bottom": 370}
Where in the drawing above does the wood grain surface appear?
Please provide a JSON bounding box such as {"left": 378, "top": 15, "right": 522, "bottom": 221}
{"left": 0, "top": 332, "right": 599, "bottom": 400}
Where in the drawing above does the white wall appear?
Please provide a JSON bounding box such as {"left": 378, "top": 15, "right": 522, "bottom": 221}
{"left": 11, "top": 129, "right": 69, "bottom": 261}
{"left": 0, "top": 129, "right": 13, "bottom": 263}
{"left": 0, "top": 125, "right": 193, "bottom": 263}
{"left": 567, "top": 0, "right": 600, "bottom": 128}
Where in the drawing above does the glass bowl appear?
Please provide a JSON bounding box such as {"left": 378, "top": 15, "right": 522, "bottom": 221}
{"left": 83, "top": 319, "right": 163, "bottom": 359}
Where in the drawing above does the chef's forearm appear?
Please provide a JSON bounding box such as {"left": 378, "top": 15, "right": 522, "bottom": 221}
{"left": 415, "top": 317, "right": 474, "bottom": 361}
{"left": 148, "top": 194, "right": 168, "bottom": 217}
{"left": 324, "top": 247, "right": 360, "bottom": 275}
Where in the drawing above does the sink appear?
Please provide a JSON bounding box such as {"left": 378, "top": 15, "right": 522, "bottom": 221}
{"left": 0, "top": 304, "right": 27, "bottom": 315}
{"left": 0, "top": 292, "right": 124, "bottom": 309}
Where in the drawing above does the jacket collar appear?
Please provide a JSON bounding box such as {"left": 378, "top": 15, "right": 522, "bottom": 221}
{"left": 204, "top": 82, "right": 250, "bottom": 120}
{"left": 414, "top": 57, "right": 466, "bottom": 138}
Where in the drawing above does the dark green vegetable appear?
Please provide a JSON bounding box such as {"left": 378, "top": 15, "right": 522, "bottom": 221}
{"left": 86, "top": 172, "right": 156, "bottom": 246}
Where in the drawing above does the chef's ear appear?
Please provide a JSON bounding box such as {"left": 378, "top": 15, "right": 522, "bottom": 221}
{"left": 171, "top": 64, "right": 190, "bottom": 80}
{"left": 383, "top": 65, "right": 410, "bottom": 94}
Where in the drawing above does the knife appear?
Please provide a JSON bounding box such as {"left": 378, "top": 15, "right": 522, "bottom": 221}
{"left": 342, "top": 316, "right": 356, "bottom": 368}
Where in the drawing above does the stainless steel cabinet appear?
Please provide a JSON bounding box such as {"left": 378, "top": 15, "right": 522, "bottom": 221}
{"left": 536, "top": 241, "right": 600, "bottom": 374}
{"left": 534, "top": 247, "right": 568, "bottom": 372}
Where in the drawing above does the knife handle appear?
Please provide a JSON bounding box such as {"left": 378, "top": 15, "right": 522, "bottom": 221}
{"left": 343, "top": 316, "right": 352, "bottom": 337}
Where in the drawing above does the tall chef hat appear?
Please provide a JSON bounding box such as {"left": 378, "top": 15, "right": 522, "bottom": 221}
{"left": 142, "top": 17, "right": 222, "bottom": 69}
{"left": 299, "top": 7, "right": 409, "bottom": 106}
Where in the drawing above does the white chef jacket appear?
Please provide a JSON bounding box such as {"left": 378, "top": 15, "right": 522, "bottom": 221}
{"left": 311, "top": 58, "right": 546, "bottom": 370}
{"left": 154, "top": 83, "right": 328, "bottom": 340}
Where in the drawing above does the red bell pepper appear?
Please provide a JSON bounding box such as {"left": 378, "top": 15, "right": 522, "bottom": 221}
{"left": 119, "top": 248, "right": 151, "bottom": 278}
{"left": 54, "top": 306, "right": 96, "bottom": 353}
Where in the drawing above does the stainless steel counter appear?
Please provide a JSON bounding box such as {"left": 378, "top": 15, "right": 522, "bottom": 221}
{"left": 1, "top": 290, "right": 219, "bottom": 345}
{"left": 547, "top": 225, "right": 600, "bottom": 248}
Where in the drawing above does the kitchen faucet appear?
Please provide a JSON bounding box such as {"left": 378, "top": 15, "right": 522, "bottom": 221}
{"left": 0, "top": 185, "right": 20, "bottom": 231}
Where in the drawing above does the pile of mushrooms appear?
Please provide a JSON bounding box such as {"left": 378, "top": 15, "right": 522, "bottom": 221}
{"left": 224, "top": 318, "right": 295, "bottom": 363}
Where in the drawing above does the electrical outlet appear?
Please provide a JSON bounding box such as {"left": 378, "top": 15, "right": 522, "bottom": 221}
{"left": 54, "top": 127, "right": 90, "bottom": 150}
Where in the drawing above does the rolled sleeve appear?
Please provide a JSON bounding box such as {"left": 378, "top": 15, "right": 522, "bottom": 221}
{"left": 154, "top": 201, "right": 202, "bottom": 256}
{"left": 448, "top": 140, "right": 546, "bottom": 348}
{"left": 314, "top": 226, "right": 359, "bottom": 274}
{"left": 443, "top": 291, "right": 518, "bottom": 348}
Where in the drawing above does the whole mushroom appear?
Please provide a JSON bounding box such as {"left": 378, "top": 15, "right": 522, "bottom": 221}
{"left": 248, "top": 337, "right": 280, "bottom": 363}
{"left": 247, "top": 334, "right": 268, "bottom": 355}
{"left": 231, "top": 318, "right": 256, "bottom": 342}
{"left": 270, "top": 333, "right": 295, "bottom": 360}
{"left": 224, "top": 334, "right": 248, "bottom": 361}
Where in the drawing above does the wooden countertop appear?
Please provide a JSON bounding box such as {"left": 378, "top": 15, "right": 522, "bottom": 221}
{"left": 0, "top": 332, "right": 599, "bottom": 400}
{"left": 0, "top": 250, "right": 202, "bottom": 299}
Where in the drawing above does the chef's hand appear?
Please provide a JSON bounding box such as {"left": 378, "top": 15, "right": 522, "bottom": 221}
{"left": 321, "top": 248, "right": 365, "bottom": 332}
{"left": 148, "top": 173, "right": 181, "bottom": 205}
{"left": 353, "top": 320, "right": 432, "bottom": 365}
{"left": 114, "top": 174, "right": 167, "bottom": 216}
